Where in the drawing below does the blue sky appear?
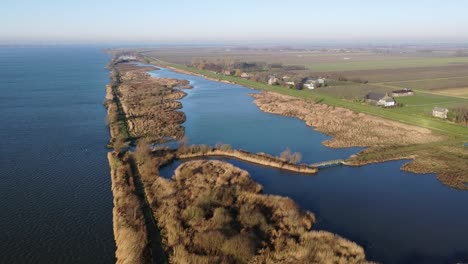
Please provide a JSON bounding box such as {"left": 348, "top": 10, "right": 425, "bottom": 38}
{"left": 2, "top": 0, "right": 468, "bottom": 44}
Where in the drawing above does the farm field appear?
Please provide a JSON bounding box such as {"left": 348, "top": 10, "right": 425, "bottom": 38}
{"left": 379, "top": 76, "right": 468, "bottom": 90}
{"left": 315, "top": 84, "right": 393, "bottom": 99}
{"left": 431, "top": 87, "right": 468, "bottom": 98}
{"left": 329, "top": 64, "right": 468, "bottom": 83}
{"left": 304, "top": 57, "right": 468, "bottom": 72}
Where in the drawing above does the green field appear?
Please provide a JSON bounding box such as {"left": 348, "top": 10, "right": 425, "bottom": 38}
{"left": 144, "top": 56, "right": 468, "bottom": 139}
{"left": 391, "top": 92, "right": 467, "bottom": 118}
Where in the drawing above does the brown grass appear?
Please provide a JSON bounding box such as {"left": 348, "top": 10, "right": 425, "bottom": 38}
{"left": 110, "top": 62, "right": 189, "bottom": 144}
{"left": 252, "top": 91, "right": 442, "bottom": 148}
{"left": 141, "top": 159, "right": 372, "bottom": 263}
{"left": 348, "top": 143, "right": 468, "bottom": 189}
{"left": 177, "top": 146, "right": 317, "bottom": 174}
{"left": 108, "top": 152, "right": 150, "bottom": 264}
{"left": 432, "top": 87, "right": 468, "bottom": 98}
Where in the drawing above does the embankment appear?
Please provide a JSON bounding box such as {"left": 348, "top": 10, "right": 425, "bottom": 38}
{"left": 108, "top": 152, "right": 150, "bottom": 264}
{"left": 177, "top": 148, "right": 317, "bottom": 174}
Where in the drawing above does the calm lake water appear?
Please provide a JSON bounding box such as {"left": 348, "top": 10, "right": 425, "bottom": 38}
{"left": 0, "top": 47, "right": 115, "bottom": 263}
{"left": 152, "top": 67, "right": 468, "bottom": 264}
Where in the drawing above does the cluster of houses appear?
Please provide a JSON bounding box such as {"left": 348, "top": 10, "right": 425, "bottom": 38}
{"left": 364, "top": 89, "right": 450, "bottom": 119}
{"left": 225, "top": 71, "right": 454, "bottom": 120}
{"left": 365, "top": 88, "right": 414, "bottom": 107}
{"left": 266, "top": 75, "right": 326, "bottom": 89}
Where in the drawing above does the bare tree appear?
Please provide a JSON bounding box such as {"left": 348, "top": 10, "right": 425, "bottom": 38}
{"left": 280, "top": 148, "right": 292, "bottom": 161}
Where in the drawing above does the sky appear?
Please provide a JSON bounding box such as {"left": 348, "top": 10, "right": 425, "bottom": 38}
{"left": 2, "top": 0, "right": 468, "bottom": 44}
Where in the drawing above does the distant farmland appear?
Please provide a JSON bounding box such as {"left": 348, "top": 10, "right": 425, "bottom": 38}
{"left": 325, "top": 64, "right": 468, "bottom": 83}
{"left": 305, "top": 57, "right": 468, "bottom": 72}
{"left": 380, "top": 76, "right": 468, "bottom": 90}
{"left": 432, "top": 87, "right": 468, "bottom": 98}
{"left": 138, "top": 46, "right": 468, "bottom": 94}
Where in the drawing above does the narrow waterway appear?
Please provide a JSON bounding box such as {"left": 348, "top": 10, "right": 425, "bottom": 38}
{"left": 152, "top": 67, "right": 468, "bottom": 264}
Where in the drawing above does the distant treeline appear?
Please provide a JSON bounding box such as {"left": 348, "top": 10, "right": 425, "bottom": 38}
{"left": 189, "top": 58, "right": 368, "bottom": 89}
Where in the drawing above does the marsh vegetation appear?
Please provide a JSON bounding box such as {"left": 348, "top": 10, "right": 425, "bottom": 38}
{"left": 140, "top": 159, "right": 371, "bottom": 264}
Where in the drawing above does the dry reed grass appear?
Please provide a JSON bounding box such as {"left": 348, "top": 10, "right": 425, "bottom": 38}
{"left": 108, "top": 152, "right": 150, "bottom": 264}
{"left": 142, "top": 159, "right": 372, "bottom": 263}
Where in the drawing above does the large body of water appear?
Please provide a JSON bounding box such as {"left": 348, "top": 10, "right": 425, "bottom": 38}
{"left": 152, "top": 67, "right": 468, "bottom": 264}
{"left": 0, "top": 47, "right": 115, "bottom": 263}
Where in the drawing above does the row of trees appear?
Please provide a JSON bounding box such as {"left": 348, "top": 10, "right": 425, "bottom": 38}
{"left": 279, "top": 148, "right": 302, "bottom": 164}
{"left": 448, "top": 106, "right": 468, "bottom": 124}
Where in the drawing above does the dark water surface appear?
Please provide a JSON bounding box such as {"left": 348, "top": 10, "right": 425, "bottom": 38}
{"left": 153, "top": 67, "right": 468, "bottom": 264}
{"left": 0, "top": 47, "right": 114, "bottom": 263}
